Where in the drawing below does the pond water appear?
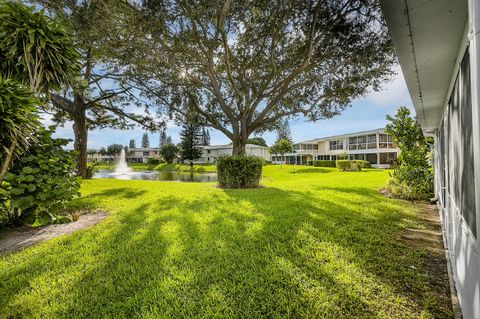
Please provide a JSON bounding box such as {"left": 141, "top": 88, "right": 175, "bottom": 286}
{"left": 93, "top": 169, "right": 217, "bottom": 182}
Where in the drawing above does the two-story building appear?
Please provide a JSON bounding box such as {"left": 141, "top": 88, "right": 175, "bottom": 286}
{"left": 127, "top": 147, "right": 160, "bottom": 163}
{"left": 87, "top": 147, "right": 160, "bottom": 163}
{"left": 199, "top": 144, "right": 270, "bottom": 163}
{"left": 270, "top": 128, "right": 400, "bottom": 168}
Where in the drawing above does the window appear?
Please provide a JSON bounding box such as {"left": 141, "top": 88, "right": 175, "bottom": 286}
{"left": 143, "top": 151, "right": 149, "bottom": 156}
{"left": 329, "top": 140, "right": 343, "bottom": 150}
{"left": 293, "top": 144, "right": 300, "bottom": 151}
{"left": 366, "top": 153, "right": 377, "bottom": 164}
{"left": 348, "top": 134, "right": 373, "bottom": 150}
{"left": 207, "top": 150, "right": 211, "bottom": 154}
{"left": 446, "top": 48, "right": 476, "bottom": 237}
{"left": 379, "top": 152, "right": 397, "bottom": 165}
{"left": 379, "top": 134, "right": 395, "bottom": 148}
{"left": 317, "top": 155, "right": 330, "bottom": 161}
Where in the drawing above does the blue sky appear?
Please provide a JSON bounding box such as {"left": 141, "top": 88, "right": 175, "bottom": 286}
{"left": 46, "top": 66, "right": 414, "bottom": 149}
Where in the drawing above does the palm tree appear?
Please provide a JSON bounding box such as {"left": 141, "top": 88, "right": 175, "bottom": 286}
{"left": 0, "top": 78, "right": 40, "bottom": 179}
{"left": 0, "top": 1, "right": 79, "bottom": 179}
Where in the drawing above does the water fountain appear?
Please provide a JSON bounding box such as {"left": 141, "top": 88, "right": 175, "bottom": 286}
{"left": 112, "top": 149, "right": 133, "bottom": 175}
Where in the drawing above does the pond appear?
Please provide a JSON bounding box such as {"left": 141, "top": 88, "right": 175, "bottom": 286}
{"left": 93, "top": 170, "right": 217, "bottom": 182}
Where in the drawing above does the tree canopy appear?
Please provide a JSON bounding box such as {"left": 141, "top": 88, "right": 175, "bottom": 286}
{"left": 106, "top": 144, "right": 124, "bottom": 156}
{"left": 129, "top": 139, "right": 136, "bottom": 149}
{"left": 276, "top": 119, "right": 292, "bottom": 143}
{"left": 32, "top": 0, "right": 162, "bottom": 177}
{"left": 247, "top": 137, "right": 267, "bottom": 147}
{"left": 160, "top": 144, "right": 179, "bottom": 164}
{"left": 124, "top": 0, "right": 395, "bottom": 155}
{"left": 141, "top": 133, "right": 150, "bottom": 148}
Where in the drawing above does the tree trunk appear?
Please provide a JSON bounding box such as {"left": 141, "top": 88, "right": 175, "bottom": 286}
{"left": 231, "top": 121, "right": 248, "bottom": 156}
{"left": 232, "top": 135, "right": 246, "bottom": 156}
{"left": 73, "top": 111, "right": 88, "bottom": 178}
{"left": 0, "top": 138, "right": 17, "bottom": 182}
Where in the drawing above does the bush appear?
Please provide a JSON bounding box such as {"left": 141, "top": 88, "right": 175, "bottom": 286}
{"left": 387, "top": 153, "right": 434, "bottom": 200}
{"left": 354, "top": 160, "right": 371, "bottom": 168}
{"left": 85, "top": 162, "right": 99, "bottom": 179}
{"left": 312, "top": 160, "right": 336, "bottom": 167}
{"left": 336, "top": 160, "right": 361, "bottom": 172}
{"left": 386, "top": 106, "right": 434, "bottom": 199}
{"left": 147, "top": 157, "right": 161, "bottom": 165}
{"left": 216, "top": 155, "right": 263, "bottom": 188}
{"left": 0, "top": 127, "right": 80, "bottom": 226}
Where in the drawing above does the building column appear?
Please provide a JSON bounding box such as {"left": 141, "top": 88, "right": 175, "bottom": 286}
{"left": 376, "top": 153, "right": 380, "bottom": 168}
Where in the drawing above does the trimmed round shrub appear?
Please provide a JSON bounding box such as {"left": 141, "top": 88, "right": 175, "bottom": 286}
{"left": 216, "top": 155, "right": 263, "bottom": 188}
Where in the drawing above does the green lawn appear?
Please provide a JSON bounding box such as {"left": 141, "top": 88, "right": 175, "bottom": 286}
{"left": 0, "top": 166, "right": 451, "bottom": 318}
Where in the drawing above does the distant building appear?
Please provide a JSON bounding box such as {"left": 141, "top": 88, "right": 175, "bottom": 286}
{"left": 127, "top": 148, "right": 160, "bottom": 163}
{"left": 198, "top": 144, "right": 270, "bottom": 163}
{"left": 271, "top": 128, "right": 400, "bottom": 168}
{"left": 87, "top": 147, "right": 160, "bottom": 164}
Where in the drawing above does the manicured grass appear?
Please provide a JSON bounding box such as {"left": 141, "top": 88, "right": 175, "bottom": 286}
{"left": 0, "top": 166, "right": 451, "bottom": 318}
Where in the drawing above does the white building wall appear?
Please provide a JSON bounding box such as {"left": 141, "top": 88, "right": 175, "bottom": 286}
{"left": 435, "top": 11, "right": 480, "bottom": 319}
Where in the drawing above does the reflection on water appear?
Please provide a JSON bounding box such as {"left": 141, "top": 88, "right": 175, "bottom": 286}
{"left": 93, "top": 170, "right": 217, "bottom": 182}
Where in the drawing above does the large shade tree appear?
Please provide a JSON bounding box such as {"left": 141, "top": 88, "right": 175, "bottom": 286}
{"left": 124, "top": 0, "right": 395, "bottom": 155}
{"left": 32, "top": 0, "right": 162, "bottom": 177}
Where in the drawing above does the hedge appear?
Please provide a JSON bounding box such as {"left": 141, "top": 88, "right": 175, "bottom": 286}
{"left": 216, "top": 155, "right": 263, "bottom": 188}
{"left": 354, "top": 160, "right": 371, "bottom": 168}
{"left": 312, "top": 160, "right": 336, "bottom": 167}
{"left": 336, "top": 160, "right": 361, "bottom": 171}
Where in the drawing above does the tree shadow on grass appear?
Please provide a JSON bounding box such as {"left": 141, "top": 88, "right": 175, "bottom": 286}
{"left": 0, "top": 185, "right": 452, "bottom": 318}
{"left": 287, "top": 167, "right": 333, "bottom": 174}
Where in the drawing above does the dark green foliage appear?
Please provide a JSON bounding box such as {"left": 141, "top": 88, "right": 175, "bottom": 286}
{"left": 312, "top": 160, "right": 336, "bottom": 167}
{"left": 0, "top": 127, "right": 80, "bottom": 226}
{"left": 179, "top": 111, "right": 203, "bottom": 163}
{"left": 201, "top": 127, "right": 210, "bottom": 146}
{"left": 147, "top": 157, "right": 161, "bottom": 165}
{"left": 0, "top": 1, "right": 80, "bottom": 92}
{"left": 141, "top": 132, "right": 150, "bottom": 148}
{"left": 216, "top": 156, "right": 263, "bottom": 188}
{"left": 386, "top": 107, "right": 433, "bottom": 199}
{"left": 0, "top": 77, "right": 40, "bottom": 161}
{"left": 247, "top": 137, "right": 267, "bottom": 147}
{"left": 129, "top": 139, "right": 136, "bottom": 149}
{"left": 85, "top": 162, "right": 99, "bottom": 179}
{"left": 160, "top": 144, "right": 179, "bottom": 164}
{"left": 128, "top": 0, "right": 395, "bottom": 155}
{"left": 336, "top": 160, "right": 361, "bottom": 172}
{"left": 276, "top": 119, "right": 292, "bottom": 143}
{"left": 106, "top": 144, "right": 123, "bottom": 156}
